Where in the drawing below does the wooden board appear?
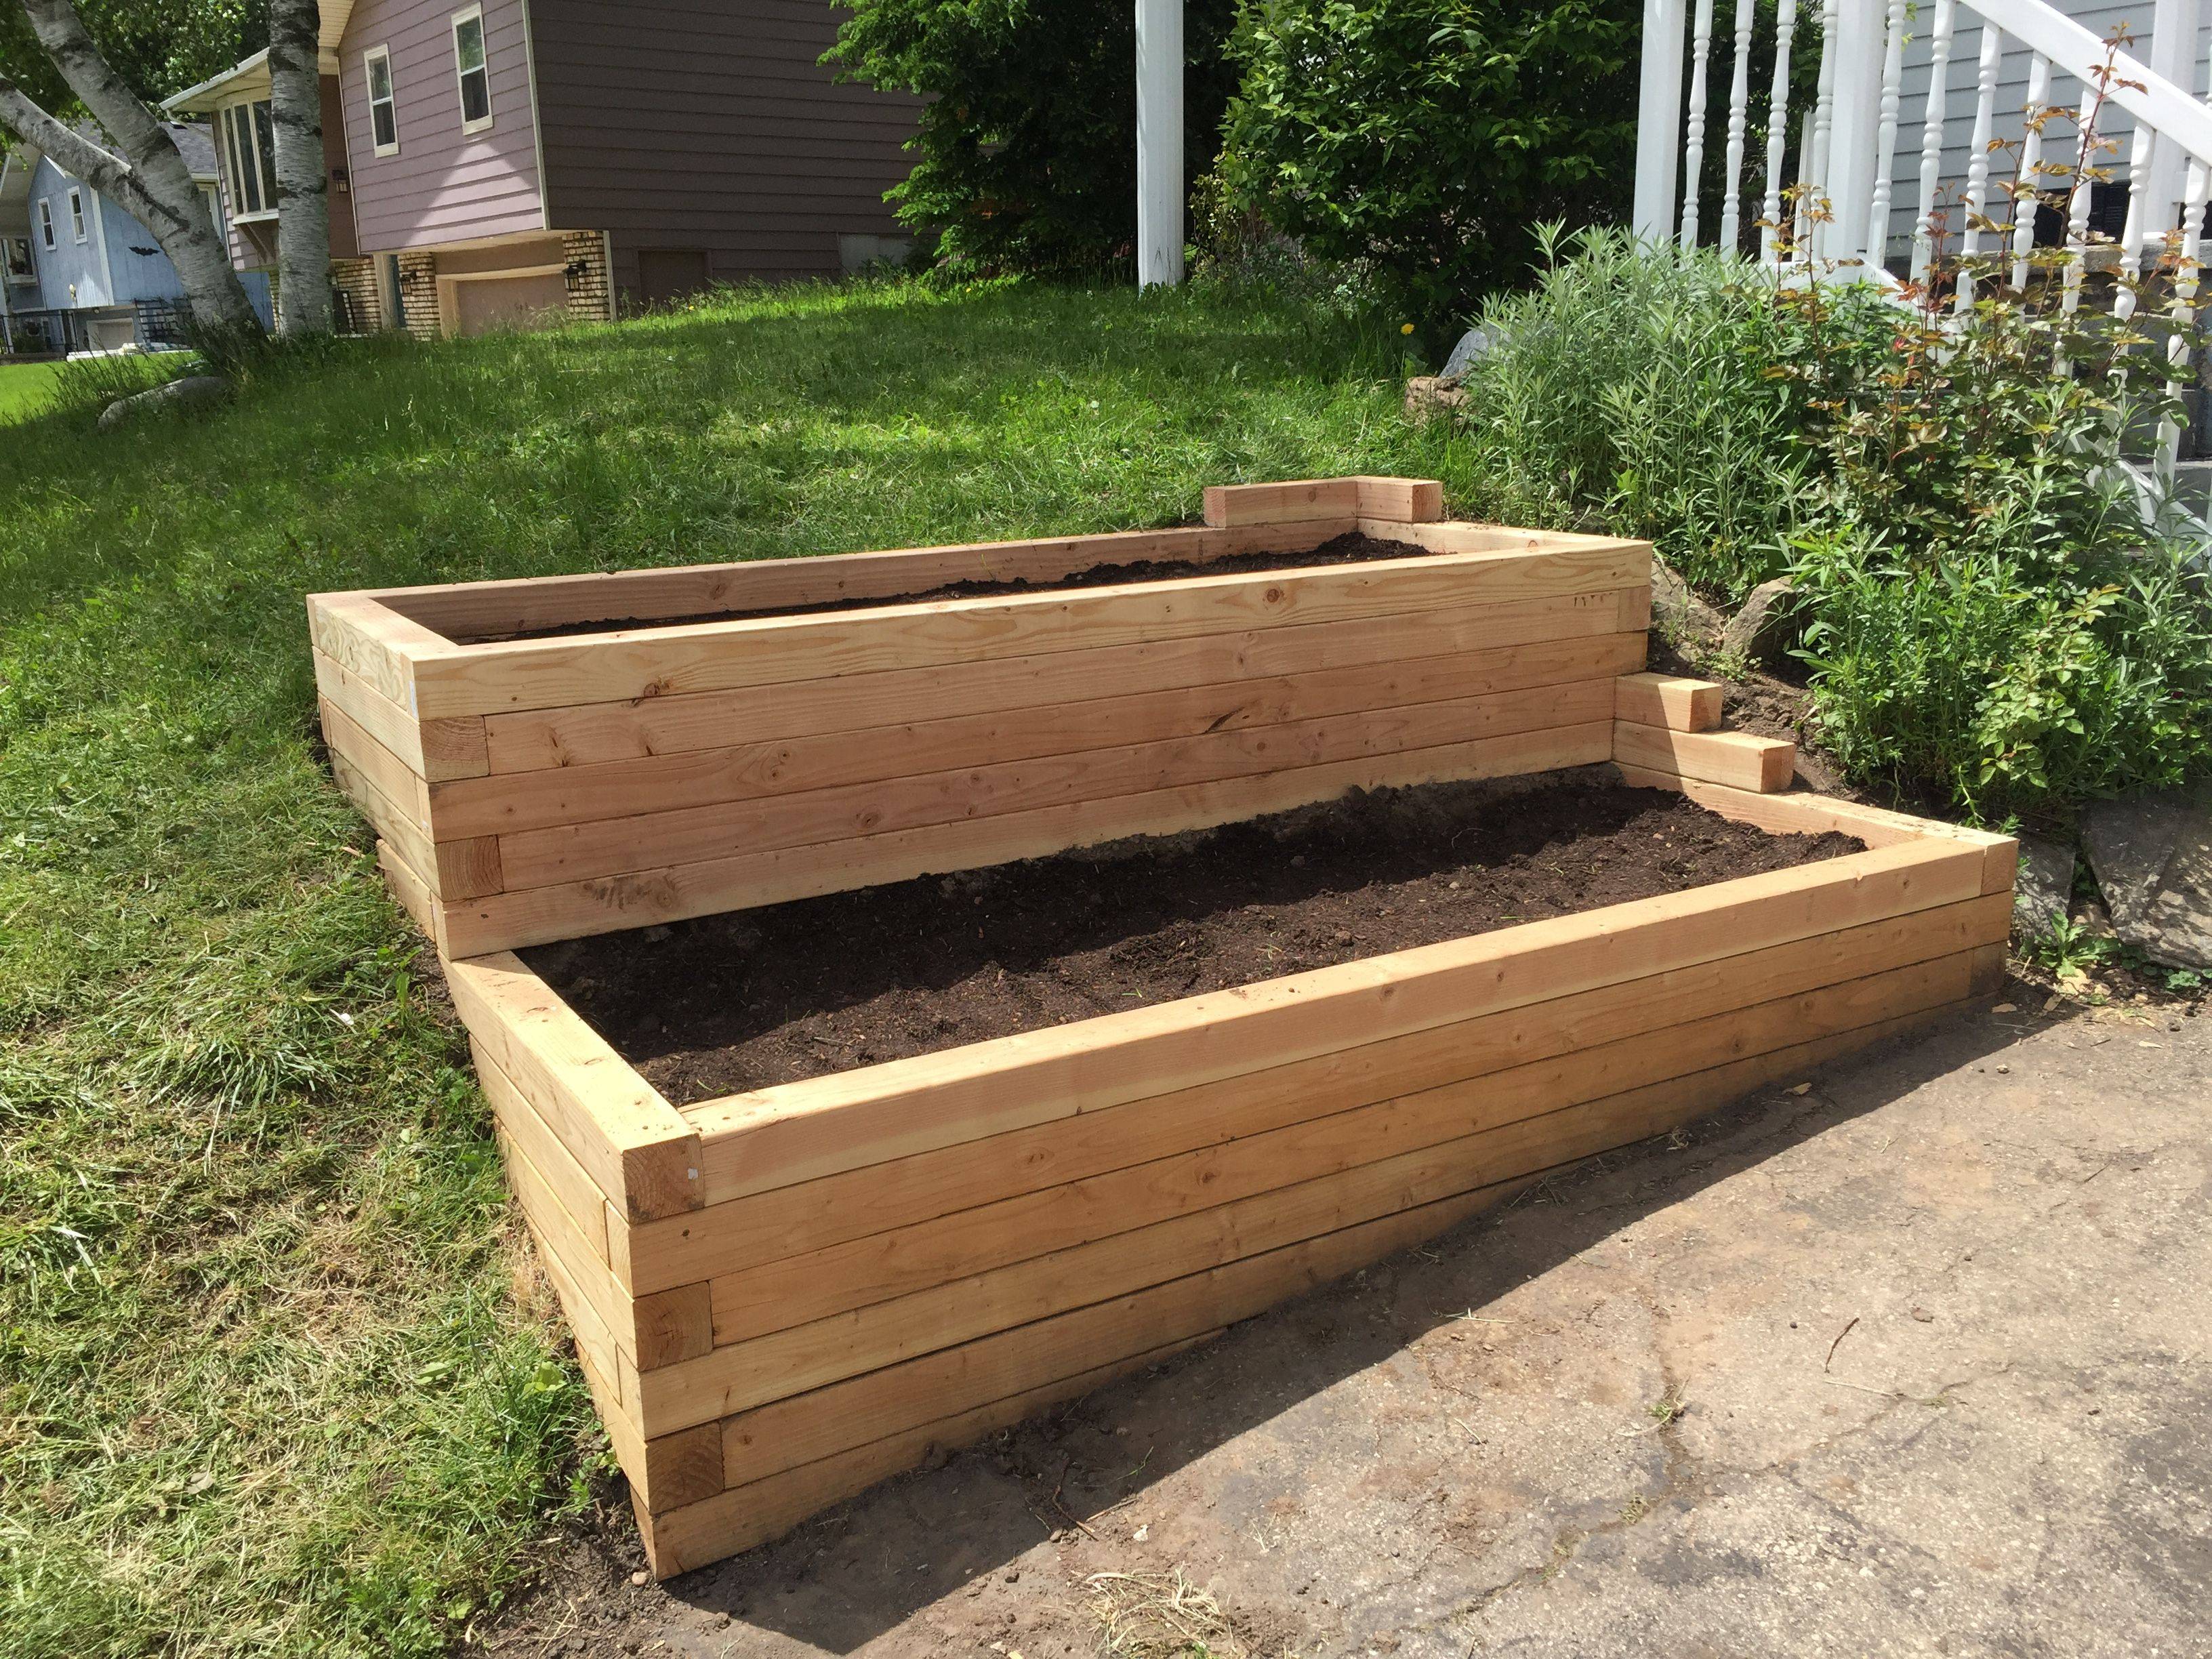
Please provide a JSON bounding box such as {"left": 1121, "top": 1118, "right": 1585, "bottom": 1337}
{"left": 377, "top": 520, "right": 1355, "bottom": 644}
{"left": 491, "top": 684, "right": 1618, "bottom": 890}
{"left": 438, "top": 638, "right": 1645, "bottom": 837}
{"left": 1613, "top": 720, "right": 1796, "bottom": 792}
{"left": 671, "top": 837, "right": 1984, "bottom": 1209}
{"left": 478, "top": 596, "right": 1649, "bottom": 775}
{"left": 407, "top": 544, "right": 1652, "bottom": 720}
{"left": 689, "top": 898, "right": 2010, "bottom": 1322}
{"left": 1613, "top": 672, "right": 1723, "bottom": 732}
{"left": 1202, "top": 478, "right": 1364, "bottom": 526}
{"left": 438, "top": 722, "right": 1617, "bottom": 956}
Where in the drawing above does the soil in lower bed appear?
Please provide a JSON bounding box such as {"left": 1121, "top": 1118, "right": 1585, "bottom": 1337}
{"left": 523, "top": 771, "right": 1866, "bottom": 1105}
{"left": 456, "top": 530, "right": 1429, "bottom": 642}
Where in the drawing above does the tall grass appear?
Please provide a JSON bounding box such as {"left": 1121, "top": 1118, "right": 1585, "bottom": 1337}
{"left": 0, "top": 276, "right": 1439, "bottom": 1658}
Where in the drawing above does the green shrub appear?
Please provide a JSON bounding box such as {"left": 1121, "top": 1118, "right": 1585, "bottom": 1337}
{"left": 1440, "top": 228, "right": 2212, "bottom": 823}
{"left": 1216, "top": 0, "right": 1637, "bottom": 331}
{"left": 827, "top": 0, "right": 1243, "bottom": 278}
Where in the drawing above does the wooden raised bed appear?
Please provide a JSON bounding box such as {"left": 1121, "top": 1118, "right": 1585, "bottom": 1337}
{"left": 306, "top": 478, "right": 1650, "bottom": 957}
{"left": 308, "top": 480, "right": 2018, "bottom": 1580}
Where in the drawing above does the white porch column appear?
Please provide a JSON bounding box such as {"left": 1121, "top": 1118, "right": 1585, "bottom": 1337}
{"left": 1136, "top": 0, "right": 1185, "bottom": 287}
{"left": 1818, "top": 0, "right": 1889, "bottom": 264}
{"left": 1634, "top": 0, "right": 1689, "bottom": 240}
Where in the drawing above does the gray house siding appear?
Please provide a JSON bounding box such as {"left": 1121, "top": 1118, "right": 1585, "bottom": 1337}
{"left": 28, "top": 157, "right": 112, "bottom": 310}
{"left": 336, "top": 0, "right": 546, "bottom": 251}
{"left": 528, "top": 0, "right": 920, "bottom": 300}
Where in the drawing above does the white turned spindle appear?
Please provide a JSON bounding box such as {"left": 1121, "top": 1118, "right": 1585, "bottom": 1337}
{"left": 1719, "top": 0, "right": 1758, "bottom": 250}
{"left": 1956, "top": 22, "right": 2003, "bottom": 310}
{"left": 2012, "top": 53, "right": 2053, "bottom": 291}
{"left": 1807, "top": 0, "right": 1841, "bottom": 248}
{"left": 1681, "top": 0, "right": 1717, "bottom": 243}
{"left": 2158, "top": 157, "right": 2207, "bottom": 478}
{"left": 2060, "top": 84, "right": 2100, "bottom": 320}
{"left": 1911, "top": 0, "right": 1957, "bottom": 280}
{"left": 2112, "top": 125, "right": 2158, "bottom": 322}
{"left": 1761, "top": 0, "right": 1799, "bottom": 261}
{"left": 1865, "top": 0, "right": 1908, "bottom": 270}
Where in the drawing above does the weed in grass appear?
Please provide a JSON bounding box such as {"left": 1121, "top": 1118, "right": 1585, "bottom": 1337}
{"left": 0, "top": 276, "right": 1431, "bottom": 1657}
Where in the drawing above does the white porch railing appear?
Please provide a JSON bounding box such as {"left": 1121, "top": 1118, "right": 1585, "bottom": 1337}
{"left": 1633, "top": 0, "right": 2212, "bottom": 476}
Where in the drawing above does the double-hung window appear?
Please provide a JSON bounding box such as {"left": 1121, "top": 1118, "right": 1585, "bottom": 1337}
{"left": 37, "top": 198, "right": 54, "bottom": 250}
{"left": 220, "top": 101, "right": 277, "bottom": 217}
{"left": 68, "top": 187, "right": 86, "bottom": 243}
{"left": 451, "top": 8, "right": 492, "bottom": 132}
{"left": 365, "top": 46, "right": 400, "bottom": 155}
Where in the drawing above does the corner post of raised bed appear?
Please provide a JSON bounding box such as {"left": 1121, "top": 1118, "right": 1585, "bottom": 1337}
{"left": 1202, "top": 475, "right": 1443, "bottom": 528}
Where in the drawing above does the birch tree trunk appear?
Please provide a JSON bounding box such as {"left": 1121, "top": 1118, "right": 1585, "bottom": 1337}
{"left": 0, "top": 0, "right": 262, "bottom": 337}
{"left": 268, "top": 0, "right": 331, "bottom": 335}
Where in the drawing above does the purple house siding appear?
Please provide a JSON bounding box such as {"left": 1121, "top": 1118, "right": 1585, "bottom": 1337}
{"left": 337, "top": 0, "right": 545, "bottom": 252}
{"left": 529, "top": 0, "right": 919, "bottom": 295}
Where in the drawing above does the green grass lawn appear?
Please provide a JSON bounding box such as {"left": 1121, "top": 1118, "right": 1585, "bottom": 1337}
{"left": 0, "top": 279, "right": 1457, "bottom": 1658}
{"left": 0, "top": 359, "right": 64, "bottom": 422}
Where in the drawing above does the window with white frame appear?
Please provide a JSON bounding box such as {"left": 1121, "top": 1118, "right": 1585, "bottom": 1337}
{"left": 37, "top": 198, "right": 54, "bottom": 250}
{"left": 220, "top": 101, "right": 277, "bottom": 216}
{"left": 68, "top": 186, "right": 86, "bottom": 243}
{"left": 6, "top": 234, "right": 33, "bottom": 279}
{"left": 451, "top": 8, "right": 491, "bottom": 131}
{"left": 365, "top": 45, "right": 400, "bottom": 154}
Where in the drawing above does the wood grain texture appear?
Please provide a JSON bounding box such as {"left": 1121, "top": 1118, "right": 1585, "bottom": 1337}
{"left": 634, "top": 950, "right": 1973, "bottom": 1433}
{"left": 438, "top": 722, "right": 1617, "bottom": 956}
{"left": 407, "top": 544, "right": 1652, "bottom": 719}
{"left": 1351, "top": 477, "right": 1446, "bottom": 522}
{"left": 1202, "top": 478, "right": 1363, "bottom": 527}
{"left": 1614, "top": 672, "right": 1725, "bottom": 732}
{"left": 442, "top": 636, "right": 1647, "bottom": 835}
{"left": 478, "top": 597, "right": 1648, "bottom": 775}
{"left": 447, "top": 952, "right": 701, "bottom": 1224}
{"left": 374, "top": 838, "right": 444, "bottom": 952}
{"left": 692, "top": 898, "right": 2009, "bottom": 1326}
{"left": 1613, "top": 721, "right": 1797, "bottom": 792}
{"left": 491, "top": 682, "right": 1618, "bottom": 890}
{"left": 672, "top": 837, "right": 1982, "bottom": 1211}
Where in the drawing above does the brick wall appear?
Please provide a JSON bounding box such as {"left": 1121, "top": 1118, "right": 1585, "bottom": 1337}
{"left": 562, "top": 231, "right": 611, "bottom": 324}
{"left": 331, "top": 258, "right": 386, "bottom": 335}
{"left": 396, "top": 251, "right": 441, "bottom": 340}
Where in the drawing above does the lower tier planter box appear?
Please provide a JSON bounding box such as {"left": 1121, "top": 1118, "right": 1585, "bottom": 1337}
{"left": 438, "top": 772, "right": 2015, "bottom": 1579}
{"left": 306, "top": 477, "right": 1652, "bottom": 958}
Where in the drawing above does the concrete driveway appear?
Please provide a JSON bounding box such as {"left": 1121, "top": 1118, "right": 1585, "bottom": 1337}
{"left": 493, "top": 983, "right": 2210, "bottom": 1658}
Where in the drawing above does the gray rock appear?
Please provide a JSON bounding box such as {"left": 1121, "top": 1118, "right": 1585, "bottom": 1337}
{"left": 1651, "top": 557, "right": 1726, "bottom": 653}
{"left": 97, "top": 373, "right": 229, "bottom": 432}
{"left": 2081, "top": 783, "right": 2212, "bottom": 968}
{"left": 1722, "top": 577, "right": 1804, "bottom": 668}
{"left": 2011, "top": 834, "right": 2076, "bottom": 941}
{"left": 1439, "top": 327, "right": 1492, "bottom": 383}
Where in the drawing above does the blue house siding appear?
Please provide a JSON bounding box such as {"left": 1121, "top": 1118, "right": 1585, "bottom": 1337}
{"left": 28, "top": 157, "right": 112, "bottom": 310}
{"left": 23, "top": 146, "right": 274, "bottom": 337}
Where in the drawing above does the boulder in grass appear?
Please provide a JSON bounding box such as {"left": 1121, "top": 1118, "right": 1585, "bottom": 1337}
{"left": 97, "top": 374, "right": 230, "bottom": 433}
{"left": 1722, "top": 577, "right": 1804, "bottom": 668}
{"left": 2081, "top": 785, "right": 2212, "bottom": 969}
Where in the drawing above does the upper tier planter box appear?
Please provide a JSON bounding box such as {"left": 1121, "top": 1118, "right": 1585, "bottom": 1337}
{"left": 307, "top": 478, "right": 1654, "bottom": 958}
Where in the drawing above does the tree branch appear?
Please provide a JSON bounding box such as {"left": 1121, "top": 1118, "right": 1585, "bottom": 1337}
{"left": 0, "top": 72, "right": 128, "bottom": 192}
{"left": 18, "top": 0, "right": 174, "bottom": 164}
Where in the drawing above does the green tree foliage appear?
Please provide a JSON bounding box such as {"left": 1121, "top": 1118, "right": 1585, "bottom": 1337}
{"left": 827, "top": 0, "right": 1243, "bottom": 277}
{"left": 0, "top": 1, "right": 255, "bottom": 117}
{"left": 1217, "top": 0, "right": 1638, "bottom": 327}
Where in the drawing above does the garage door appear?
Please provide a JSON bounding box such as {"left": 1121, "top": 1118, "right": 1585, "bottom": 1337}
{"left": 451, "top": 270, "right": 569, "bottom": 337}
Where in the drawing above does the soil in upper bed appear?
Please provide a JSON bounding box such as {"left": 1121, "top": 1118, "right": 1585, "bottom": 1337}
{"left": 522, "top": 770, "right": 1866, "bottom": 1105}
{"left": 454, "top": 529, "right": 1430, "bottom": 642}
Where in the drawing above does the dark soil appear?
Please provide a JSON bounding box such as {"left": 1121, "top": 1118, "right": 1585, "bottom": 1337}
{"left": 457, "top": 529, "right": 1429, "bottom": 642}
{"left": 523, "top": 770, "right": 1865, "bottom": 1105}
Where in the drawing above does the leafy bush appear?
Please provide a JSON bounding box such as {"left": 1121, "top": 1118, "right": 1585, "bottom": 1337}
{"left": 828, "top": 0, "right": 1243, "bottom": 278}
{"left": 1441, "top": 228, "right": 2212, "bottom": 824}
{"left": 1216, "top": 0, "right": 1637, "bottom": 330}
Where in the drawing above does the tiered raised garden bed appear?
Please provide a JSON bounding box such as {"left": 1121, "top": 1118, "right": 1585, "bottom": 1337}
{"left": 309, "top": 477, "right": 2017, "bottom": 1578}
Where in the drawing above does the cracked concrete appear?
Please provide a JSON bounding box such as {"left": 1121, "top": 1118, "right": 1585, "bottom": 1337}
{"left": 487, "top": 987, "right": 2211, "bottom": 1659}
